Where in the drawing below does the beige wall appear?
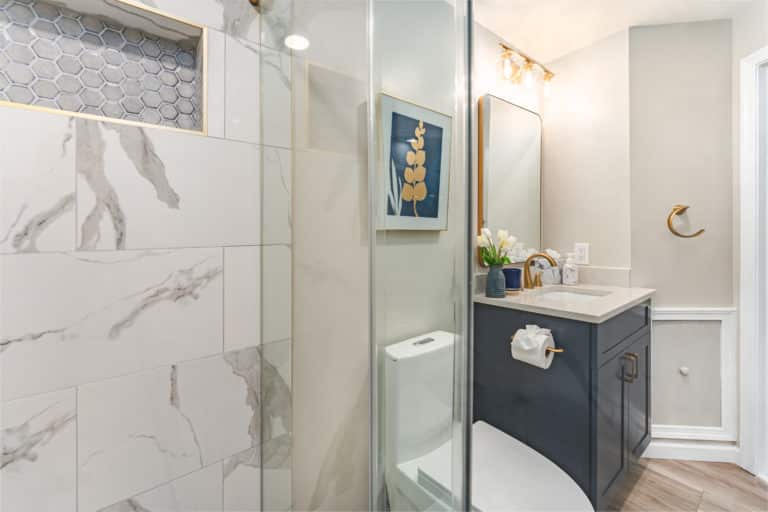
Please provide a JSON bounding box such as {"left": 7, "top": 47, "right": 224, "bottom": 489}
{"left": 629, "top": 20, "right": 733, "bottom": 307}
{"left": 541, "top": 31, "right": 632, "bottom": 271}
{"left": 630, "top": 21, "right": 734, "bottom": 432}
{"left": 535, "top": 20, "right": 739, "bottom": 435}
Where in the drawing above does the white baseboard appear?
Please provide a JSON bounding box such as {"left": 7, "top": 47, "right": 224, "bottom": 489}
{"left": 643, "top": 439, "right": 740, "bottom": 464}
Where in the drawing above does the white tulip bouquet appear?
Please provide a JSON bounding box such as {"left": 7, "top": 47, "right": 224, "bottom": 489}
{"left": 477, "top": 228, "right": 518, "bottom": 267}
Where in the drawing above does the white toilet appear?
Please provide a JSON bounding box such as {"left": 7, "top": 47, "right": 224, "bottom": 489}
{"left": 383, "top": 331, "right": 593, "bottom": 512}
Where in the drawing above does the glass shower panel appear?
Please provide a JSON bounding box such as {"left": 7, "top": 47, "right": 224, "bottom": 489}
{"left": 370, "top": 1, "right": 471, "bottom": 510}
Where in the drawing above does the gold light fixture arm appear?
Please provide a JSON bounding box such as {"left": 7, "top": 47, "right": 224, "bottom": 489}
{"left": 499, "top": 43, "right": 555, "bottom": 78}
{"left": 667, "top": 205, "right": 705, "bottom": 238}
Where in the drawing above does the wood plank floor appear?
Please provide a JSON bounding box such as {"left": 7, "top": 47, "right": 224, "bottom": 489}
{"left": 616, "top": 459, "right": 768, "bottom": 511}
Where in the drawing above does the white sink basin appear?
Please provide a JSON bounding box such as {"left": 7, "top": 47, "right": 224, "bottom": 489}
{"left": 534, "top": 286, "right": 612, "bottom": 303}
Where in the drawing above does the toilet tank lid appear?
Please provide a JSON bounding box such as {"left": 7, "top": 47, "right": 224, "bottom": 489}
{"left": 384, "top": 331, "right": 455, "bottom": 361}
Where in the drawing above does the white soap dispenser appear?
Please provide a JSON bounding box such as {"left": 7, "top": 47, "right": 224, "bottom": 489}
{"left": 563, "top": 253, "right": 579, "bottom": 285}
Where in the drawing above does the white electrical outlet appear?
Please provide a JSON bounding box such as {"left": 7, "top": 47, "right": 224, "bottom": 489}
{"left": 574, "top": 243, "right": 590, "bottom": 265}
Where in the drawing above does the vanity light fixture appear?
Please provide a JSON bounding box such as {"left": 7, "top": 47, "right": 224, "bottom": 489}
{"left": 285, "top": 34, "right": 310, "bottom": 51}
{"left": 499, "top": 43, "right": 554, "bottom": 94}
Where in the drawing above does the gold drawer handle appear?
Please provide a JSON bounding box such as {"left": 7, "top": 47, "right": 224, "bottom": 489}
{"left": 667, "top": 204, "right": 705, "bottom": 238}
{"left": 622, "top": 352, "right": 639, "bottom": 382}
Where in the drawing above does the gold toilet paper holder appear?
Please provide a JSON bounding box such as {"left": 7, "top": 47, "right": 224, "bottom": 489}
{"left": 509, "top": 336, "right": 565, "bottom": 354}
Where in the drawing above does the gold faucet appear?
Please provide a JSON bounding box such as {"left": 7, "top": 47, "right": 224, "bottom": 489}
{"left": 523, "top": 252, "right": 558, "bottom": 289}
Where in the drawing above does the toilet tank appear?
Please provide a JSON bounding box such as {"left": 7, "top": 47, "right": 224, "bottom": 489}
{"left": 382, "top": 331, "right": 455, "bottom": 466}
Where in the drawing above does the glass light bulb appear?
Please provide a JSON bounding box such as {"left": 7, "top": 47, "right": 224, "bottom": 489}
{"left": 544, "top": 79, "right": 552, "bottom": 97}
{"left": 524, "top": 66, "right": 534, "bottom": 89}
{"left": 502, "top": 58, "right": 513, "bottom": 80}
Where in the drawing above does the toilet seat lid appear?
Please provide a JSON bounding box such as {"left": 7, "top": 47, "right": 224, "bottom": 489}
{"left": 416, "top": 421, "right": 593, "bottom": 512}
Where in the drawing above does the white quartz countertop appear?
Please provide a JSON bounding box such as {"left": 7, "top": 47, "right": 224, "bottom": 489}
{"left": 474, "top": 284, "right": 655, "bottom": 324}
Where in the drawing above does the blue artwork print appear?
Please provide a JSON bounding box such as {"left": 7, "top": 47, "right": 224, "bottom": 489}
{"left": 387, "top": 112, "right": 444, "bottom": 219}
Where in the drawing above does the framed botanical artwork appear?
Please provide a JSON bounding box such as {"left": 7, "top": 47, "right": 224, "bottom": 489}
{"left": 379, "top": 94, "right": 452, "bottom": 230}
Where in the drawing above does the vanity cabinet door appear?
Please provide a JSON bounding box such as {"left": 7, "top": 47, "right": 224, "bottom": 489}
{"left": 596, "top": 351, "right": 627, "bottom": 499}
{"left": 626, "top": 333, "right": 651, "bottom": 457}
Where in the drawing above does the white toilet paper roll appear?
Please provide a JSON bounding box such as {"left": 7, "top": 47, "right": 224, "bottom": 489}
{"left": 511, "top": 325, "right": 556, "bottom": 369}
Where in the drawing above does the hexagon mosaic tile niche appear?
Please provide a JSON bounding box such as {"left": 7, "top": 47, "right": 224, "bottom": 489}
{"left": 0, "top": 0, "right": 203, "bottom": 130}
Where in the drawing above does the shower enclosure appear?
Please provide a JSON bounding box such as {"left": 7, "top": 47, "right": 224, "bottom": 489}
{"left": 0, "top": 0, "right": 472, "bottom": 510}
{"left": 0, "top": 0, "right": 291, "bottom": 510}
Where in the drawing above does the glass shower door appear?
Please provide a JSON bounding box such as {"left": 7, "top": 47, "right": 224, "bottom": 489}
{"left": 369, "top": 1, "right": 472, "bottom": 510}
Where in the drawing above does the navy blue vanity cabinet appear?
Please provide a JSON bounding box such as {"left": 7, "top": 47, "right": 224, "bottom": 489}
{"left": 473, "top": 301, "right": 652, "bottom": 511}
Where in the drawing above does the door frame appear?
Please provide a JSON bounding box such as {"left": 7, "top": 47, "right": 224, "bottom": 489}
{"left": 739, "top": 46, "right": 768, "bottom": 479}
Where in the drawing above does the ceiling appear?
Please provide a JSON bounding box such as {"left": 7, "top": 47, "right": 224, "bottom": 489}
{"left": 475, "top": 0, "right": 755, "bottom": 62}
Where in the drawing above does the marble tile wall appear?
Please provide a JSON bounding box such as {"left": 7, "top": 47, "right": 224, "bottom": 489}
{"left": 0, "top": 1, "right": 293, "bottom": 511}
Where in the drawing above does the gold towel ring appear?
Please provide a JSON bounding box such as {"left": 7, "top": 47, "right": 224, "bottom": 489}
{"left": 667, "top": 205, "right": 705, "bottom": 238}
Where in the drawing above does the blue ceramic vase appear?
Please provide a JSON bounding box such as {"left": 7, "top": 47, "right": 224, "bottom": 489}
{"left": 485, "top": 265, "right": 506, "bottom": 298}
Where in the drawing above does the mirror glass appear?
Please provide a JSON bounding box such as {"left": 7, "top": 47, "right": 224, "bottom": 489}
{"left": 479, "top": 95, "right": 542, "bottom": 258}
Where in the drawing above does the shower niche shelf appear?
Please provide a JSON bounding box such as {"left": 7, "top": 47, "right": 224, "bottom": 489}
{"left": 0, "top": 0, "right": 205, "bottom": 132}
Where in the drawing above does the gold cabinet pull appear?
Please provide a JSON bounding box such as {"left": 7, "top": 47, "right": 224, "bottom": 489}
{"left": 622, "top": 353, "right": 639, "bottom": 382}
{"left": 667, "top": 205, "right": 705, "bottom": 238}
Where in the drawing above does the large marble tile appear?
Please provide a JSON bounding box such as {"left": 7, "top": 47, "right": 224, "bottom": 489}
{"left": 78, "top": 349, "right": 259, "bottom": 511}
{"left": 0, "top": 107, "right": 76, "bottom": 253}
{"left": 292, "top": 149, "right": 370, "bottom": 511}
{"left": 296, "top": 62, "right": 366, "bottom": 154}
{"left": 263, "top": 466, "right": 291, "bottom": 512}
{"left": 225, "top": 246, "right": 261, "bottom": 352}
{"left": 308, "top": 67, "right": 365, "bottom": 154}
{"left": 225, "top": 35, "right": 261, "bottom": 144}
{"left": 0, "top": 249, "right": 223, "bottom": 401}
{"left": 260, "top": 0, "right": 291, "bottom": 51}
{"left": 99, "top": 463, "right": 223, "bottom": 512}
{"left": 207, "top": 29, "right": 227, "bottom": 139}
{"left": 261, "top": 46, "right": 292, "bottom": 149}
{"left": 1, "top": 389, "right": 76, "bottom": 512}
{"left": 132, "top": 0, "right": 261, "bottom": 43}
{"left": 224, "top": 448, "right": 261, "bottom": 511}
{"left": 262, "top": 146, "right": 292, "bottom": 245}
{"left": 75, "top": 119, "right": 261, "bottom": 250}
{"left": 262, "top": 245, "right": 291, "bottom": 343}
{"left": 261, "top": 339, "right": 292, "bottom": 512}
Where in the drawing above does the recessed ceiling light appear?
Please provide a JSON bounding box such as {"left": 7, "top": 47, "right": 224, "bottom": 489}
{"left": 284, "top": 34, "right": 310, "bottom": 51}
